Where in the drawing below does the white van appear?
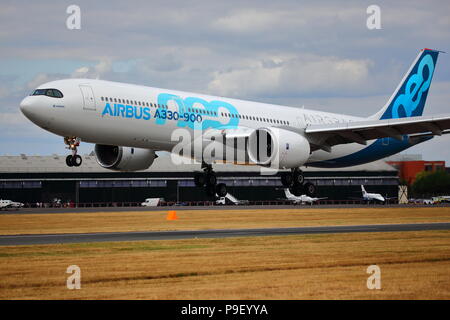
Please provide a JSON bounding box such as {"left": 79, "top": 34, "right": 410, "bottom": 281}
{"left": 141, "top": 198, "right": 162, "bottom": 207}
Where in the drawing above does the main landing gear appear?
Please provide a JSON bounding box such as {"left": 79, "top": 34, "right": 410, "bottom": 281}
{"left": 194, "top": 162, "right": 227, "bottom": 198}
{"left": 281, "top": 168, "right": 317, "bottom": 197}
{"left": 64, "top": 137, "right": 82, "bottom": 167}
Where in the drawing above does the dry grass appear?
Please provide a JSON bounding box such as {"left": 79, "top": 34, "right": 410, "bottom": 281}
{"left": 0, "top": 230, "right": 449, "bottom": 299}
{"left": 1, "top": 207, "right": 450, "bottom": 235}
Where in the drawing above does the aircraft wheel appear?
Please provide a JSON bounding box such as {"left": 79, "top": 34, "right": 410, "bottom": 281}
{"left": 304, "top": 182, "right": 317, "bottom": 197}
{"left": 194, "top": 172, "right": 206, "bottom": 187}
{"left": 66, "top": 155, "right": 74, "bottom": 167}
{"left": 281, "top": 172, "right": 294, "bottom": 187}
{"left": 289, "top": 185, "right": 303, "bottom": 197}
{"left": 294, "top": 171, "right": 305, "bottom": 185}
{"left": 294, "top": 172, "right": 305, "bottom": 184}
{"left": 206, "top": 172, "right": 217, "bottom": 186}
{"left": 72, "top": 155, "right": 82, "bottom": 167}
{"left": 205, "top": 184, "right": 216, "bottom": 197}
{"left": 215, "top": 183, "right": 227, "bottom": 197}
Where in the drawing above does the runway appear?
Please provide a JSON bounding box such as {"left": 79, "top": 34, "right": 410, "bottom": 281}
{"left": 1, "top": 222, "right": 449, "bottom": 246}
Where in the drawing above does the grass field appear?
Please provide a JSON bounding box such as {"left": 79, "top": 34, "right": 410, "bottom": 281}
{"left": 0, "top": 231, "right": 449, "bottom": 299}
{"left": 0, "top": 207, "right": 449, "bottom": 299}
{"left": 1, "top": 207, "right": 450, "bottom": 235}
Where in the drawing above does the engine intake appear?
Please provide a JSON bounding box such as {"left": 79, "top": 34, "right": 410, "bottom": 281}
{"left": 247, "top": 128, "right": 310, "bottom": 169}
{"left": 94, "top": 144, "right": 156, "bottom": 171}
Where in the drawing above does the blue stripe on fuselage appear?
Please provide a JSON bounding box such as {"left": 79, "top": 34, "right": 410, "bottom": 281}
{"left": 307, "top": 135, "right": 432, "bottom": 168}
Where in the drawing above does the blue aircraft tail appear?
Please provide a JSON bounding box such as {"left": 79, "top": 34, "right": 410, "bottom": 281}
{"left": 372, "top": 48, "right": 440, "bottom": 120}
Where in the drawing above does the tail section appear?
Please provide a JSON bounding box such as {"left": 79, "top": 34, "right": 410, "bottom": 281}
{"left": 284, "top": 188, "right": 294, "bottom": 198}
{"left": 361, "top": 185, "right": 367, "bottom": 195}
{"left": 372, "top": 48, "right": 440, "bottom": 120}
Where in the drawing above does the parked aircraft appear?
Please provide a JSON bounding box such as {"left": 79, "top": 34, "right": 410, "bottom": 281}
{"left": 216, "top": 193, "right": 249, "bottom": 205}
{"left": 360, "top": 185, "right": 386, "bottom": 202}
{"left": 351, "top": 185, "right": 396, "bottom": 203}
{"left": 0, "top": 200, "right": 24, "bottom": 210}
{"left": 20, "top": 49, "right": 449, "bottom": 198}
{"left": 280, "top": 188, "right": 327, "bottom": 205}
{"left": 0, "top": 200, "right": 12, "bottom": 210}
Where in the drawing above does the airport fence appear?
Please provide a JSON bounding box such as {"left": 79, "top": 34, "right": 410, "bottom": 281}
{"left": 20, "top": 198, "right": 399, "bottom": 209}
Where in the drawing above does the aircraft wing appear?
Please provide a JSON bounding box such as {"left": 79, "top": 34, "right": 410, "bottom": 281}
{"left": 305, "top": 114, "right": 450, "bottom": 151}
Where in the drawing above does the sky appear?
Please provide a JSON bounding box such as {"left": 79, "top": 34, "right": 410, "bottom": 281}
{"left": 1, "top": 0, "right": 449, "bottom": 161}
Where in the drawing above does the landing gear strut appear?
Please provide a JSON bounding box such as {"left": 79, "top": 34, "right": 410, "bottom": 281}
{"left": 281, "top": 168, "right": 317, "bottom": 197}
{"left": 64, "top": 137, "right": 82, "bottom": 167}
{"left": 194, "top": 162, "right": 227, "bottom": 198}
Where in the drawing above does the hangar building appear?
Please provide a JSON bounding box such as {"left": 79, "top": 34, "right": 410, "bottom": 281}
{"left": 0, "top": 153, "right": 399, "bottom": 205}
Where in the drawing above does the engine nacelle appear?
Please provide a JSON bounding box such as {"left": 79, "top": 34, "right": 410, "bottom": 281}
{"left": 94, "top": 144, "right": 156, "bottom": 171}
{"left": 247, "top": 128, "right": 310, "bottom": 169}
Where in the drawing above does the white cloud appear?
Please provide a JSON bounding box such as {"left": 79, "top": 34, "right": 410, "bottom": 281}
{"left": 1, "top": 0, "right": 449, "bottom": 161}
{"left": 208, "top": 55, "right": 372, "bottom": 98}
{"left": 26, "top": 73, "right": 67, "bottom": 90}
{"left": 213, "top": 10, "right": 306, "bottom": 33}
{"left": 71, "top": 58, "right": 112, "bottom": 79}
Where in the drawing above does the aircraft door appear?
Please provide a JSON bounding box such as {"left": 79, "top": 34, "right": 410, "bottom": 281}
{"left": 79, "top": 84, "right": 96, "bottom": 111}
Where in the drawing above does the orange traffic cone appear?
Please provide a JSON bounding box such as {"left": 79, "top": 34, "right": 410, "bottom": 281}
{"left": 167, "top": 210, "right": 178, "bottom": 221}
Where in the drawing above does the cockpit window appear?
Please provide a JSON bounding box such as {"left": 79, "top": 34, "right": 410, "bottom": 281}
{"left": 31, "top": 88, "right": 64, "bottom": 98}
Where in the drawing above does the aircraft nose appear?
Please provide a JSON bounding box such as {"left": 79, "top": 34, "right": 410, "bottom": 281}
{"left": 19, "top": 96, "right": 33, "bottom": 116}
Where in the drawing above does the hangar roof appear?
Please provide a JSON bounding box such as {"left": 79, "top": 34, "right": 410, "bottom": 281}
{"left": 0, "top": 153, "right": 397, "bottom": 173}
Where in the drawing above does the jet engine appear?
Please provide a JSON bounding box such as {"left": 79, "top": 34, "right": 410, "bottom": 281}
{"left": 94, "top": 144, "right": 156, "bottom": 171}
{"left": 247, "top": 128, "right": 310, "bottom": 169}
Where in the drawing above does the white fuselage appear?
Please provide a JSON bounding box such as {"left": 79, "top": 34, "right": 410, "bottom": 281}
{"left": 363, "top": 192, "right": 385, "bottom": 202}
{"left": 283, "top": 189, "right": 324, "bottom": 204}
{"left": 362, "top": 186, "right": 385, "bottom": 202}
{"left": 20, "top": 79, "right": 370, "bottom": 167}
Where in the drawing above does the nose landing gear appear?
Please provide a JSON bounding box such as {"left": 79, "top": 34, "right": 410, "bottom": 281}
{"left": 64, "top": 137, "right": 82, "bottom": 167}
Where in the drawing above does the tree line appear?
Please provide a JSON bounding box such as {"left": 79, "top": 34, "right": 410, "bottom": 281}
{"left": 410, "top": 170, "right": 450, "bottom": 197}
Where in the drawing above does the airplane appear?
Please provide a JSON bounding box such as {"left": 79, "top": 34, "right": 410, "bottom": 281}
{"left": 20, "top": 48, "right": 450, "bottom": 198}
{"left": 0, "top": 200, "right": 12, "bottom": 210}
{"left": 0, "top": 200, "right": 24, "bottom": 210}
{"left": 9, "top": 201, "right": 24, "bottom": 209}
{"left": 280, "top": 188, "right": 327, "bottom": 205}
{"left": 360, "top": 185, "right": 386, "bottom": 203}
{"left": 216, "top": 192, "right": 249, "bottom": 205}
